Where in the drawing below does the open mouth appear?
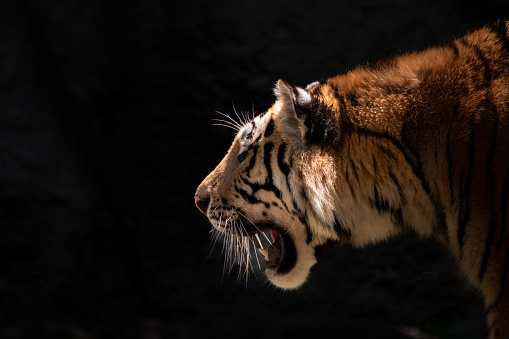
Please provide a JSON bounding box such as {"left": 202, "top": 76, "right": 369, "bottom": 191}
{"left": 209, "top": 210, "right": 298, "bottom": 275}
{"left": 248, "top": 225, "right": 297, "bottom": 274}
{"left": 257, "top": 229, "right": 283, "bottom": 269}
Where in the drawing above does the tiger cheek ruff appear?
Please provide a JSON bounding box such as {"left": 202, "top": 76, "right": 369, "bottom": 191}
{"left": 195, "top": 21, "right": 509, "bottom": 339}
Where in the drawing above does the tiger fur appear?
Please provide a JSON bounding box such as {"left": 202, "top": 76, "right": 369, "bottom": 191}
{"left": 195, "top": 21, "right": 509, "bottom": 338}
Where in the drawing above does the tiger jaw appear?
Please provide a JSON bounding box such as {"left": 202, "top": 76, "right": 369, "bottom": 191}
{"left": 210, "top": 212, "right": 290, "bottom": 270}
{"left": 206, "top": 204, "right": 313, "bottom": 288}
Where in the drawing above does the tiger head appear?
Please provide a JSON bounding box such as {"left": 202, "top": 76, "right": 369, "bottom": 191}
{"left": 195, "top": 79, "right": 357, "bottom": 289}
{"left": 195, "top": 77, "right": 421, "bottom": 289}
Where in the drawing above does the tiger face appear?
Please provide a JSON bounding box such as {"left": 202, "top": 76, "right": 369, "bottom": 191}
{"left": 195, "top": 81, "right": 349, "bottom": 289}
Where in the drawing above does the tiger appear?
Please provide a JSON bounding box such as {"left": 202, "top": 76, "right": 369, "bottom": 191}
{"left": 195, "top": 21, "right": 509, "bottom": 339}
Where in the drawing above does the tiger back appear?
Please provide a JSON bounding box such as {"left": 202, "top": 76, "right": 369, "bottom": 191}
{"left": 195, "top": 21, "right": 509, "bottom": 339}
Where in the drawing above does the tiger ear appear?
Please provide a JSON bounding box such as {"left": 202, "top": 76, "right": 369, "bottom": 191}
{"left": 273, "top": 79, "right": 311, "bottom": 150}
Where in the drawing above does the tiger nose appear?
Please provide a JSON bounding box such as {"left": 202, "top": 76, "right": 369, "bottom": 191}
{"left": 194, "top": 194, "right": 210, "bottom": 215}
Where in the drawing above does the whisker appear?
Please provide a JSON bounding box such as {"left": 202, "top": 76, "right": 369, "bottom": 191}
{"left": 237, "top": 211, "right": 272, "bottom": 243}
{"left": 227, "top": 211, "right": 238, "bottom": 274}
{"left": 255, "top": 233, "right": 264, "bottom": 248}
{"left": 222, "top": 226, "right": 231, "bottom": 276}
{"left": 251, "top": 102, "right": 256, "bottom": 121}
{"left": 239, "top": 219, "right": 262, "bottom": 271}
{"left": 240, "top": 110, "right": 248, "bottom": 126}
{"left": 215, "top": 110, "right": 243, "bottom": 130}
{"left": 242, "top": 106, "right": 252, "bottom": 126}
{"left": 234, "top": 225, "right": 243, "bottom": 281}
{"left": 212, "top": 117, "right": 243, "bottom": 128}
{"left": 212, "top": 122, "right": 241, "bottom": 132}
{"left": 231, "top": 102, "right": 245, "bottom": 129}
{"left": 218, "top": 212, "right": 230, "bottom": 260}
{"left": 210, "top": 207, "right": 267, "bottom": 283}
{"left": 243, "top": 236, "right": 253, "bottom": 281}
{"left": 206, "top": 230, "right": 220, "bottom": 260}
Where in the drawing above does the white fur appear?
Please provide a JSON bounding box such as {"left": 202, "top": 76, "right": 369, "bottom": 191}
{"left": 296, "top": 87, "right": 312, "bottom": 105}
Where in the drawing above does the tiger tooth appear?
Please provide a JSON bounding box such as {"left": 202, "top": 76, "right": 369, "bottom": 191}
{"left": 258, "top": 248, "right": 269, "bottom": 260}
{"left": 255, "top": 233, "right": 264, "bottom": 248}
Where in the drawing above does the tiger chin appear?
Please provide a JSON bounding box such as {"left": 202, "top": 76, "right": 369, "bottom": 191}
{"left": 195, "top": 21, "right": 509, "bottom": 339}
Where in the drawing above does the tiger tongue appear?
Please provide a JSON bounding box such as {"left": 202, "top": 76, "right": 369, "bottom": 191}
{"left": 270, "top": 229, "right": 280, "bottom": 243}
{"left": 266, "top": 241, "right": 281, "bottom": 269}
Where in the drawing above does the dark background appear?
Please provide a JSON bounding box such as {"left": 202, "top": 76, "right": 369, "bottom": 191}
{"left": 0, "top": 1, "right": 507, "bottom": 338}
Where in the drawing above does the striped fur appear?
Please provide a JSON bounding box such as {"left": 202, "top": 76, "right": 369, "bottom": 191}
{"left": 195, "top": 21, "right": 509, "bottom": 339}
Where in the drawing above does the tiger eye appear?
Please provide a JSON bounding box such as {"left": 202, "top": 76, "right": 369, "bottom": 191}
{"left": 237, "top": 151, "right": 248, "bottom": 163}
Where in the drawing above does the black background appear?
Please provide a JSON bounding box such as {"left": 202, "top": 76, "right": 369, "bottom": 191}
{"left": 0, "top": 1, "right": 507, "bottom": 338}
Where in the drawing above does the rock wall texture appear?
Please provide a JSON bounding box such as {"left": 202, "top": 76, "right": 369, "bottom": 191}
{"left": 0, "top": 0, "right": 507, "bottom": 338}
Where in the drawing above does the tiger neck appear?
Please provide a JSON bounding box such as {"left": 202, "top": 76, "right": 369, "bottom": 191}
{"left": 315, "top": 46, "right": 456, "bottom": 139}
{"left": 310, "top": 50, "right": 459, "bottom": 246}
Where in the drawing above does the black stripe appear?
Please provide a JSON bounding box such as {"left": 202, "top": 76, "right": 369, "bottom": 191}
{"left": 446, "top": 102, "right": 459, "bottom": 205}
{"left": 372, "top": 184, "right": 390, "bottom": 213}
{"left": 244, "top": 145, "right": 259, "bottom": 178}
{"left": 333, "top": 215, "right": 352, "bottom": 243}
{"left": 277, "top": 143, "right": 291, "bottom": 183}
{"left": 498, "top": 173, "right": 509, "bottom": 249}
{"left": 486, "top": 244, "right": 509, "bottom": 313}
{"left": 288, "top": 184, "right": 304, "bottom": 217}
{"left": 446, "top": 125, "right": 453, "bottom": 205}
{"left": 349, "top": 160, "right": 360, "bottom": 183}
{"left": 284, "top": 150, "right": 299, "bottom": 214}
{"left": 388, "top": 171, "right": 406, "bottom": 205}
{"left": 479, "top": 135, "right": 498, "bottom": 280}
{"left": 302, "top": 213, "right": 313, "bottom": 244}
{"left": 490, "top": 20, "right": 509, "bottom": 53}
{"left": 478, "top": 66, "right": 499, "bottom": 280}
{"left": 370, "top": 183, "right": 404, "bottom": 228}
{"left": 377, "top": 145, "right": 398, "bottom": 162}
{"left": 264, "top": 119, "right": 275, "bottom": 138}
{"left": 457, "top": 114, "right": 475, "bottom": 252}
{"left": 274, "top": 143, "right": 294, "bottom": 214}
{"left": 299, "top": 188, "right": 313, "bottom": 244}
{"left": 479, "top": 187, "right": 496, "bottom": 281}
{"left": 475, "top": 46, "right": 492, "bottom": 85}
{"left": 458, "top": 39, "right": 494, "bottom": 89}
{"left": 392, "top": 207, "right": 404, "bottom": 227}
{"left": 458, "top": 170, "right": 466, "bottom": 234}
{"left": 457, "top": 174, "right": 469, "bottom": 250}
{"left": 263, "top": 142, "right": 275, "bottom": 179}
{"left": 235, "top": 185, "right": 263, "bottom": 205}
{"left": 242, "top": 178, "right": 282, "bottom": 201}
{"left": 344, "top": 170, "right": 356, "bottom": 197}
